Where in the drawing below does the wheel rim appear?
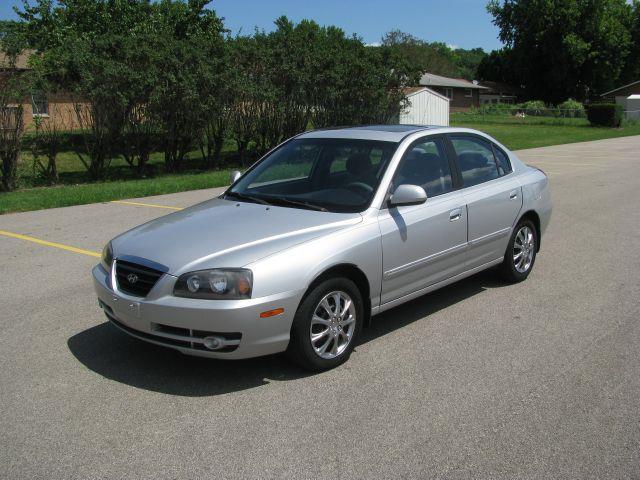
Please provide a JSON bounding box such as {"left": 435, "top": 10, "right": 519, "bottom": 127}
{"left": 513, "top": 225, "right": 535, "bottom": 273}
{"left": 309, "top": 290, "right": 356, "bottom": 360}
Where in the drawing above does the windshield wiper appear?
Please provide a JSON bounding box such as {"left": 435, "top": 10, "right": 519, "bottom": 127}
{"left": 225, "top": 191, "right": 271, "bottom": 205}
{"left": 266, "top": 197, "right": 328, "bottom": 212}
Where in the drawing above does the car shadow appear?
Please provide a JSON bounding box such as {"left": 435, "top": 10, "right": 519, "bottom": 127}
{"left": 67, "top": 270, "right": 504, "bottom": 397}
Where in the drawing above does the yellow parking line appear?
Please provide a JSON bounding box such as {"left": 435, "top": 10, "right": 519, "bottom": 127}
{"left": 0, "top": 230, "right": 101, "bottom": 258}
{"left": 110, "top": 200, "right": 183, "bottom": 211}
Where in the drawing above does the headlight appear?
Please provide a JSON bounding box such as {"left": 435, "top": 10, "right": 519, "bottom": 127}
{"left": 173, "top": 268, "right": 253, "bottom": 299}
{"left": 101, "top": 242, "right": 113, "bottom": 272}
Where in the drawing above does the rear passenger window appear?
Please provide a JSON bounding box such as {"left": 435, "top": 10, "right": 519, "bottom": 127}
{"left": 393, "top": 138, "right": 453, "bottom": 197}
{"left": 450, "top": 136, "right": 500, "bottom": 187}
{"left": 492, "top": 146, "right": 512, "bottom": 175}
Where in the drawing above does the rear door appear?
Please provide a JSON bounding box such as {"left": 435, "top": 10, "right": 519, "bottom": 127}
{"left": 378, "top": 135, "right": 467, "bottom": 304}
{"left": 448, "top": 134, "right": 522, "bottom": 269}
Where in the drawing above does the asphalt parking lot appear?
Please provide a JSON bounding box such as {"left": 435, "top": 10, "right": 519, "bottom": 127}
{"left": 1, "top": 135, "right": 639, "bottom": 479}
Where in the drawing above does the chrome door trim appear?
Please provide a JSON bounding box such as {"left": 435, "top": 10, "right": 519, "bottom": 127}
{"left": 375, "top": 257, "right": 504, "bottom": 315}
{"left": 467, "top": 227, "right": 511, "bottom": 248}
{"left": 383, "top": 242, "right": 468, "bottom": 280}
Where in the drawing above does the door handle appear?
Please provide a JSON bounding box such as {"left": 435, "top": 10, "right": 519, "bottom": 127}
{"left": 449, "top": 208, "right": 462, "bottom": 221}
{"left": 509, "top": 190, "right": 518, "bottom": 200}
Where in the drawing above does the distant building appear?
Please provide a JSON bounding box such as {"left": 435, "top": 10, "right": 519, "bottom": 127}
{"left": 600, "top": 80, "right": 640, "bottom": 119}
{"left": 397, "top": 87, "right": 450, "bottom": 126}
{"left": 0, "top": 49, "right": 81, "bottom": 131}
{"left": 478, "top": 81, "right": 522, "bottom": 105}
{"left": 417, "top": 73, "right": 488, "bottom": 112}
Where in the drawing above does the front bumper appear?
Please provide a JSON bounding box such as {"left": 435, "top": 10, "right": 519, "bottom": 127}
{"left": 92, "top": 264, "right": 304, "bottom": 359}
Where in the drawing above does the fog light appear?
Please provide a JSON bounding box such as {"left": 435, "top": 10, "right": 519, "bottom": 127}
{"left": 203, "top": 336, "right": 225, "bottom": 350}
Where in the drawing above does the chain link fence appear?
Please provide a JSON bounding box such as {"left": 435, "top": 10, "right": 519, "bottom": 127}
{"left": 452, "top": 106, "right": 589, "bottom": 125}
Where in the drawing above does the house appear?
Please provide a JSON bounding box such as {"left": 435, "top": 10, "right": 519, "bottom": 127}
{"left": 600, "top": 80, "right": 640, "bottom": 119}
{"left": 478, "top": 80, "right": 522, "bottom": 105}
{"left": 397, "top": 86, "right": 449, "bottom": 126}
{"left": 0, "top": 49, "right": 81, "bottom": 131}
{"left": 418, "top": 73, "right": 488, "bottom": 112}
{"left": 625, "top": 95, "right": 640, "bottom": 121}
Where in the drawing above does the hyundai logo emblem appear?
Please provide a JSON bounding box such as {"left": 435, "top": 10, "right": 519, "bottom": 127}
{"left": 127, "top": 273, "right": 139, "bottom": 284}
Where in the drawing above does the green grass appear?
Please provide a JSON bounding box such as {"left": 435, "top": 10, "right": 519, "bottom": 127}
{"left": 451, "top": 112, "right": 590, "bottom": 127}
{"left": 451, "top": 115, "right": 640, "bottom": 150}
{"left": 17, "top": 137, "right": 239, "bottom": 188}
{"left": 0, "top": 170, "right": 231, "bottom": 214}
{"left": 2, "top": 121, "right": 640, "bottom": 214}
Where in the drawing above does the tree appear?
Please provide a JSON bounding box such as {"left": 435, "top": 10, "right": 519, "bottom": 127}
{"left": 148, "top": 0, "right": 226, "bottom": 172}
{"left": 381, "top": 30, "right": 487, "bottom": 80}
{"left": 488, "top": 0, "right": 634, "bottom": 102}
{"left": 18, "top": 0, "right": 160, "bottom": 179}
{"left": 225, "top": 18, "right": 421, "bottom": 162}
{"left": 0, "top": 21, "right": 29, "bottom": 191}
{"left": 619, "top": 0, "right": 640, "bottom": 84}
{"left": 17, "top": 0, "right": 227, "bottom": 176}
{"left": 476, "top": 48, "right": 519, "bottom": 84}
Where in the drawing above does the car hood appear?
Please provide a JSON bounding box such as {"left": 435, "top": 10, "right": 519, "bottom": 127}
{"left": 111, "top": 198, "right": 362, "bottom": 276}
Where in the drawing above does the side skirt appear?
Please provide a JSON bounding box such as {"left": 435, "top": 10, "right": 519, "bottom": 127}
{"left": 370, "top": 257, "right": 503, "bottom": 316}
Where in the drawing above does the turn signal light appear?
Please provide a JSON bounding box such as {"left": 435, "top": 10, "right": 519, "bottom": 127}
{"left": 260, "top": 308, "right": 284, "bottom": 318}
{"left": 238, "top": 278, "right": 251, "bottom": 296}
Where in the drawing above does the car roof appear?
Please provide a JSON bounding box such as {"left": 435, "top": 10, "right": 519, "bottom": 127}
{"left": 298, "top": 124, "right": 445, "bottom": 142}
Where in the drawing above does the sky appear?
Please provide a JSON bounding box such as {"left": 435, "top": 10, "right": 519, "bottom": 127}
{"left": 0, "top": 0, "right": 504, "bottom": 52}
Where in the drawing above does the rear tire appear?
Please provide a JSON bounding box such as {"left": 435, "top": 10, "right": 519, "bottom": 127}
{"left": 286, "top": 277, "right": 364, "bottom": 371}
{"left": 500, "top": 219, "right": 538, "bottom": 282}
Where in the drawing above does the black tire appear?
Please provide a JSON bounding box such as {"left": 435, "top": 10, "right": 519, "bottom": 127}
{"left": 500, "top": 218, "right": 538, "bottom": 282}
{"left": 286, "top": 277, "right": 364, "bottom": 371}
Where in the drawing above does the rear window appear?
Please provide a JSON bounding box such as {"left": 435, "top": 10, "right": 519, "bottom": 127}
{"left": 492, "top": 146, "right": 513, "bottom": 175}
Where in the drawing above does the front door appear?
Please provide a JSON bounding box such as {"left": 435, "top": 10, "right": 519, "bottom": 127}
{"left": 379, "top": 136, "right": 468, "bottom": 305}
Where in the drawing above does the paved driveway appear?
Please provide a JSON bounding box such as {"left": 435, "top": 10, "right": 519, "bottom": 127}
{"left": 1, "top": 136, "right": 639, "bottom": 479}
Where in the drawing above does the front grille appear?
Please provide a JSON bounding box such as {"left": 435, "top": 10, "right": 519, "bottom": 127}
{"left": 115, "top": 260, "right": 164, "bottom": 297}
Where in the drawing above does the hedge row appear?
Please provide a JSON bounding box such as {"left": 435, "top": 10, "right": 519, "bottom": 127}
{"left": 586, "top": 103, "right": 623, "bottom": 127}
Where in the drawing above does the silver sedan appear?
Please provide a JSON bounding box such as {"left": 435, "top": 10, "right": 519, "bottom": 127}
{"left": 93, "top": 125, "right": 552, "bottom": 370}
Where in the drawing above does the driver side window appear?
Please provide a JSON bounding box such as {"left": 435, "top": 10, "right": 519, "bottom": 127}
{"left": 393, "top": 138, "right": 453, "bottom": 197}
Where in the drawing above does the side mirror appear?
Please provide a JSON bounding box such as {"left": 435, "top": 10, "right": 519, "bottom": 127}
{"left": 388, "top": 184, "right": 427, "bottom": 207}
{"left": 229, "top": 170, "right": 242, "bottom": 184}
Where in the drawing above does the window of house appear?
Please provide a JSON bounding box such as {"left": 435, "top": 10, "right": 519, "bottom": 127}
{"left": 31, "top": 91, "right": 49, "bottom": 116}
{"left": 465, "top": 88, "right": 473, "bottom": 98}
{"left": 444, "top": 88, "right": 453, "bottom": 100}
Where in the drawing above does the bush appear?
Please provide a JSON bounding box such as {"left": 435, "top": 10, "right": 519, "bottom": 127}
{"left": 558, "top": 99, "right": 585, "bottom": 118}
{"left": 478, "top": 102, "right": 516, "bottom": 115}
{"left": 521, "top": 100, "right": 547, "bottom": 116}
{"left": 586, "top": 103, "right": 623, "bottom": 127}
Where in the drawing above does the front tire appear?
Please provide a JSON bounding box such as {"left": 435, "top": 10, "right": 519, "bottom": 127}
{"left": 287, "top": 277, "right": 364, "bottom": 371}
{"left": 500, "top": 219, "right": 538, "bottom": 282}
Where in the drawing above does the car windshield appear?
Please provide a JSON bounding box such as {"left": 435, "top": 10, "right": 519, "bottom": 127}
{"left": 227, "top": 138, "right": 398, "bottom": 213}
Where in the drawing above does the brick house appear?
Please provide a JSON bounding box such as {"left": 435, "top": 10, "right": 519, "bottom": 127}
{"left": 0, "top": 49, "right": 81, "bottom": 132}
{"left": 478, "top": 80, "right": 523, "bottom": 105}
{"left": 418, "top": 73, "right": 488, "bottom": 112}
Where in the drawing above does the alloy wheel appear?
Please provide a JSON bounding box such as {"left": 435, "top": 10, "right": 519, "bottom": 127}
{"left": 309, "top": 290, "right": 356, "bottom": 359}
{"left": 513, "top": 225, "right": 535, "bottom": 273}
